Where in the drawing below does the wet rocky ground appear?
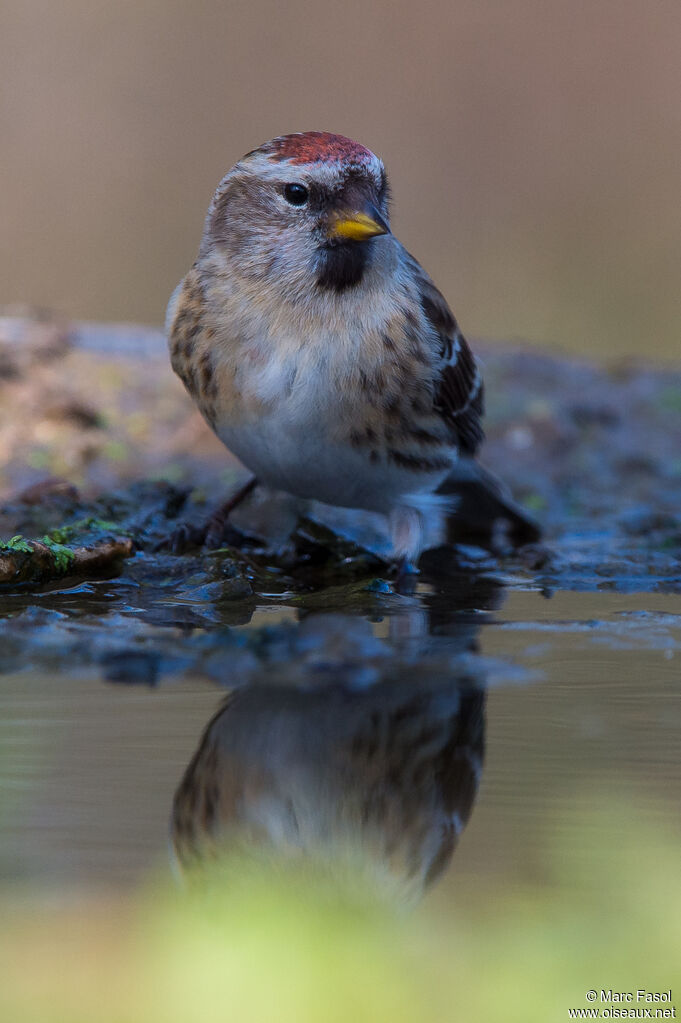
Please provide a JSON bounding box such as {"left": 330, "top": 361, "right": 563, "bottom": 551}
{"left": 0, "top": 311, "right": 680, "bottom": 685}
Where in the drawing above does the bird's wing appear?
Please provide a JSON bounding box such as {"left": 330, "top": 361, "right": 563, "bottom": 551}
{"left": 406, "top": 252, "right": 485, "bottom": 456}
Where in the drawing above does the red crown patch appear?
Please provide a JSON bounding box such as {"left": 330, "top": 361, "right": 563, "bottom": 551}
{"left": 257, "top": 132, "right": 375, "bottom": 166}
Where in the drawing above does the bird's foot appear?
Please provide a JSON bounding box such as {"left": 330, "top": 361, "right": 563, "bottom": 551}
{"left": 391, "top": 557, "right": 420, "bottom": 595}
{"left": 155, "top": 476, "right": 258, "bottom": 553}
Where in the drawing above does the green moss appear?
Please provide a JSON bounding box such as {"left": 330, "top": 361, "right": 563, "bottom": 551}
{"left": 0, "top": 534, "right": 34, "bottom": 554}
{"left": 45, "top": 517, "right": 125, "bottom": 544}
{"left": 41, "top": 537, "right": 76, "bottom": 572}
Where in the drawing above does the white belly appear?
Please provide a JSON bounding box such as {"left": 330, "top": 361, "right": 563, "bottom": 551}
{"left": 215, "top": 410, "right": 452, "bottom": 514}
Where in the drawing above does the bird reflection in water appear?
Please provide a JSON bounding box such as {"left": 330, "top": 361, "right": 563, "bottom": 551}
{"left": 171, "top": 667, "right": 485, "bottom": 903}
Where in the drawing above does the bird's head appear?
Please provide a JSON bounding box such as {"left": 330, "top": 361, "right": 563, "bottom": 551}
{"left": 201, "top": 131, "right": 392, "bottom": 295}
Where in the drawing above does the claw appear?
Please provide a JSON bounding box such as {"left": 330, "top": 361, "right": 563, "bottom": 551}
{"left": 154, "top": 476, "right": 258, "bottom": 554}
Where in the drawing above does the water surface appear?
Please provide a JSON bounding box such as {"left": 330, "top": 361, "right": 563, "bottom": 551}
{"left": 2, "top": 585, "right": 678, "bottom": 899}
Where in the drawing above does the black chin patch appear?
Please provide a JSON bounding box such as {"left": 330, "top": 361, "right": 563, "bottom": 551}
{"left": 316, "top": 242, "right": 369, "bottom": 293}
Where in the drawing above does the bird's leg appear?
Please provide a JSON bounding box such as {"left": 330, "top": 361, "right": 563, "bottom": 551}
{"left": 159, "top": 476, "right": 258, "bottom": 553}
{"left": 203, "top": 475, "right": 258, "bottom": 548}
{"left": 388, "top": 504, "right": 423, "bottom": 592}
{"left": 392, "top": 556, "right": 420, "bottom": 595}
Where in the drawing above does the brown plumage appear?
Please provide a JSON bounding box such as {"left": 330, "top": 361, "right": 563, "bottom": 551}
{"left": 171, "top": 678, "right": 485, "bottom": 900}
{"left": 167, "top": 132, "right": 538, "bottom": 561}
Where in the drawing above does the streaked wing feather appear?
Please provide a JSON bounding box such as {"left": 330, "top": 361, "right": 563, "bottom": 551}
{"left": 408, "top": 253, "right": 484, "bottom": 455}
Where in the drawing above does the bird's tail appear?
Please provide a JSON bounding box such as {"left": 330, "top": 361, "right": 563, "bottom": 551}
{"left": 436, "top": 458, "right": 541, "bottom": 549}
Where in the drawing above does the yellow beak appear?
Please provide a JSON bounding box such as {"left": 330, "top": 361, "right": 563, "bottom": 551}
{"left": 328, "top": 203, "right": 390, "bottom": 242}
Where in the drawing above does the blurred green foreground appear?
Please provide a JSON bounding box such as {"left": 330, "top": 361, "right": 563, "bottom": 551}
{"left": 1, "top": 793, "right": 679, "bottom": 1023}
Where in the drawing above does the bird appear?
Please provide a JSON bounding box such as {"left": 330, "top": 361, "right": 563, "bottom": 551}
{"left": 167, "top": 131, "right": 538, "bottom": 566}
{"left": 171, "top": 672, "right": 486, "bottom": 900}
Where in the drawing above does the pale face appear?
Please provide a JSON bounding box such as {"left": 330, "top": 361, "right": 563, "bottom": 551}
{"left": 202, "top": 132, "right": 392, "bottom": 294}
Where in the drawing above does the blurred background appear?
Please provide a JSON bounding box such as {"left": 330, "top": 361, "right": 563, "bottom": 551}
{"left": 2, "top": 0, "right": 680, "bottom": 362}
{"left": 2, "top": 8, "right": 681, "bottom": 1017}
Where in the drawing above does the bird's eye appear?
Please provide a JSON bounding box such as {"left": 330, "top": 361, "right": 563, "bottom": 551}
{"left": 283, "top": 183, "right": 309, "bottom": 206}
